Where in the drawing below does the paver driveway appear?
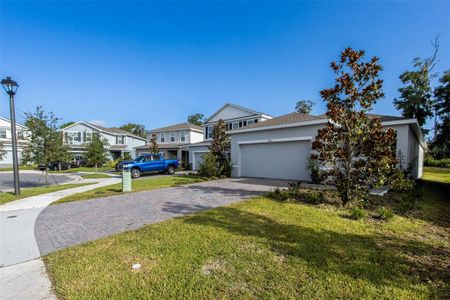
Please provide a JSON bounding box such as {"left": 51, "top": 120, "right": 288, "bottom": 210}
{"left": 35, "top": 178, "right": 288, "bottom": 255}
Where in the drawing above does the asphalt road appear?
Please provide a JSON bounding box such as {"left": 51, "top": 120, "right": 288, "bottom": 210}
{"left": 0, "top": 172, "right": 74, "bottom": 191}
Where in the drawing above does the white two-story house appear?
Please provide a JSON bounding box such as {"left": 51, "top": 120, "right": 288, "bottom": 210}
{"left": 0, "top": 116, "right": 29, "bottom": 167}
{"left": 61, "top": 121, "right": 146, "bottom": 160}
{"left": 135, "top": 123, "right": 203, "bottom": 166}
{"left": 188, "top": 103, "right": 272, "bottom": 170}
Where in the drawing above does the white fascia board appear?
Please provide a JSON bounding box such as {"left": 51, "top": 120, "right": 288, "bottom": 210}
{"left": 228, "top": 119, "right": 328, "bottom": 134}
{"left": 237, "top": 137, "right": 313, "bottom": 145}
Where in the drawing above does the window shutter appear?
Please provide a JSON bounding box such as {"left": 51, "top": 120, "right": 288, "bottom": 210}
{"left": 65, "top": 132, "right": 68, "bottom": 142}
{"left": 83, "top": 132, "right": 87, "bottom": 142}
{"left": 78, "top": 132, "right": 81, "bottom": 141}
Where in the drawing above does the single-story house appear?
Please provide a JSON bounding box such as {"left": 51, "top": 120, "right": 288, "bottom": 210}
{"left": 135, "top": 123, "right": 203, "bottom": 166}
{"left": 228, "top": 112, "right": 426, "bottom": 181}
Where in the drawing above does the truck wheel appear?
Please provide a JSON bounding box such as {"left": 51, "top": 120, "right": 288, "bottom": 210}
{"left": 167, "top": 165, "right": 175, "bottom": 175}
{"left": 131, "top": 168, "right": 141, "bottom": 178}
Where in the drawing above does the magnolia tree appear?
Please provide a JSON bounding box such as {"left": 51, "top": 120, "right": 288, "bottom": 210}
{"left": 311, "top": 48, "right": 397, "bottom": 205}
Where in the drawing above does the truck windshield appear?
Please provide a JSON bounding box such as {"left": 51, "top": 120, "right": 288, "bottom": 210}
{"left": 133, "top": 156, "right": 147, "bottom": 162}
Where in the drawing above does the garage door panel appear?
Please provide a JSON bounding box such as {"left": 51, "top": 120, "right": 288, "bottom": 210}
{"left": 240, "top": 141, "right": 310, "bottom": 181}
{"left": 193, "top": 152, "right": 206, "bottom": 170}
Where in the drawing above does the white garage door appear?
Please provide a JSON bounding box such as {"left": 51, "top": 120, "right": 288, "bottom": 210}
{"left": 193, "top": 152, "right": 207, "bottom": 170}
{"left": 240, "top": 141, "right": 311, "bottom": 181}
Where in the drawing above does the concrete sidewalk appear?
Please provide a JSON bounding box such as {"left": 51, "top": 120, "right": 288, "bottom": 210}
{"left": 0, "top": 177, "right": 120, "bottom": 300}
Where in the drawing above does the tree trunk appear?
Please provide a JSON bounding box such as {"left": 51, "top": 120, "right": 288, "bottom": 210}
{"left": 45, "top": 167, "right": 49, "bottom": 187}
{"left": 95, "top": 162, "right": 98, "bottom": 174}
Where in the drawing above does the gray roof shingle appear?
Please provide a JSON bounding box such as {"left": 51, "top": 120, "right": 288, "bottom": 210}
{"left": 150, "top": 123, "right": 203, "bottom": 133}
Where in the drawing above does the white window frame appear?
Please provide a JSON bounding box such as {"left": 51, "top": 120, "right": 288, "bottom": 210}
{"left": 67, "top": 131, "right": 81, "bottom": 142}
{"left": 170, "top": 132, "right": 176, "bottom": 143}
{"left": 160, "top": 133, "right": 165, "bottom": 143}
{"left": 247, "top": 120, "right": 254, "bottom": 125}
{"left": 232, "top": 122, "right": 239, "bottom": 130}
{"left": 180, "top": 131, "right": 186, "bottom": 142}
{"left": 206, "top": 126, "right": 213, "bottom": 139}
{"left": 0, "top": 129, "right": 7, "bottom": 139}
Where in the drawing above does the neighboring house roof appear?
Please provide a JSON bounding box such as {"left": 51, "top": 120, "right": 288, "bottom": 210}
{"left": 149, "top": 123, "right": 203, "bottom": 133}
{"left": 204, "top": 102, "right": 271, "bottom": 124}
{"left": 0, "top": 116, "right": 27, "bottom": 129}
{"left": 135, "top": 143, "right": 190, "bottom": 150}
{"left": 110, "top": 145, "right": 128, "bottom": 150}
{"left": 316, "top": 113, "right": 407, "bottom": 122}
{"left": 188, "top": 140, "right": 212, "bottom": 147}
{"left": 61, "top": 121, "right": 146, "bottom": 141}
{"left": 233, "top": 112, "right": 324, "bottom": 131}
{"left": 229, "top": 111, "right": 426, "bottom": 149}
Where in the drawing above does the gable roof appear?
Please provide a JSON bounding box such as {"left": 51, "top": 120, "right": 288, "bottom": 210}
{"left": 204, "top": 102, "right": 269, "bottom": 123}
{"left": 61, "top": 121, "right": 146, "bottom": 141}
{"left": 150, "top": 123, "right": 203, "bottom": 133}
{"left": 0, "top": 116, "right": 27, "bottom": 129}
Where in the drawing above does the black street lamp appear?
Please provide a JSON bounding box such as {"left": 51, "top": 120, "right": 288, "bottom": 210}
{"left": 1, "top": 76, "right": 20, "bottom": 195}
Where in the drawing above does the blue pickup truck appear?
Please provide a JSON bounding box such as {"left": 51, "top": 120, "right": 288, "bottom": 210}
{"left": 120, "top": 154, "right": 179, "bottom": 178}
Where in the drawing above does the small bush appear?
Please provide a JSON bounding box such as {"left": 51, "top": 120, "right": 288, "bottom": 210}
{"left": 389, "top": 168, "right": 414, "bottom": 192}
{"left": 424, "top": 156, "right": 450, "bottom": 168}
{"left": 288, "top": 181, "right": 302, "bottom": 196}
{"left": 267, "top": 187, "right": 290, "bottom": 201}
{"left": 349, "top": 206, "right": 367, "bottom": 220}
{"left": 198, "top": 152, "right": 231, "bottom": 178}
{"left": 301, "top": 190, "right": 324, "bottom": 204}
{"left": 377, "top": 207, "right": 395, "bottom": 221}
{"left": 307, "top": 158, "right": 324, "bottom": 184}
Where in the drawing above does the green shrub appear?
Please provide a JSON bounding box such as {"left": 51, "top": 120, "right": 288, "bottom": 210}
{"left": 288, "top": 181, "right": 302, "bottom": 196}
{"left": 266, "top": 187, "right": 290, "bottom": 201}
{"left": 377, "top": 207, "right": 395, "bottom": 221}
{"left": 307, "top": 158, "right": 324, "bottom": 183}
{"left": 198, "top": 152, "right": 231, "bottom": 178}
{"left": 424, "top": 156, "right": 450, "bottom": 168}
{"left": 389, "top": 168, "right": 414, "bottom": 192}
{"left": 349, "top": 206, "right": 367, "bottom": 220}
{"left": 301, "top": 190, "right": 324, "bottom": 204}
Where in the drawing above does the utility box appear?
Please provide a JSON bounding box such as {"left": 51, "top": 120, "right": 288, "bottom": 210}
{"left": 122, "top": 169, "right": 132, "bottom": 192}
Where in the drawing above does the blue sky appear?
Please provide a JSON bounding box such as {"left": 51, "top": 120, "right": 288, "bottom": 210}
{"left": 1, "top": 1, "right": 449, "bottom": 131}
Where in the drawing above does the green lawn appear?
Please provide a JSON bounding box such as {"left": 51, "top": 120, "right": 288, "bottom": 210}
{"left": 0, "top": 165, "right": 38, "bottom": 172}
{"left": 421, "top": 167, "right": 450, "bottom": 183}
{"left": 0, "top": 183, "right": 95, "bottom": 205}
{"left": 80, "top": 173, "right": 112, "bottom": 179}
{"left": 53, "top": 175, "right": 207, "bottom": 205}
{"left": 44, "top": 169, "right": 449, "bottom": 299}
{"left": 50, "top": 166, "right": 115, "bottom": 173}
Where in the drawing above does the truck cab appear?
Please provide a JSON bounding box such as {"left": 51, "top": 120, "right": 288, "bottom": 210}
{"left": 123, "top": 154, "right": 179, "bottom": 178}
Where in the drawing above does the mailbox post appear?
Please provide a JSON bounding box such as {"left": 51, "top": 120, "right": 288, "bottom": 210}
{"left": 122, "top": 168, "right": 132, "bottom": 192}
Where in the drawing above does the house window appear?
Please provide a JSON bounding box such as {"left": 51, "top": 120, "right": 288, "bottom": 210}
{"left": 254, "top": 119, "right": 258, "bottom": 123}
{"left": 170, "top": 132, "right": 176, "bottom": 142}
{"left": 180, "top": 131, "right": 186, "bottom": 142}
{"left": 160, "top": 133, "right": 165, "bottom": 143}
{"left": 67, "top": 131, "right": 81, "bottom": 142}
{"left": 247, "top": 120, "right": 254, "bottom": 125}
{"left": 85, "top": 132, "right": 92, "bottom": 142}
{"left": 116, "top": 135, "right": 125, "bottom": 144}
{"left": 0, "top": 129, "right": 6, "bottom": 139}
{"left": 232, "top": 122, "right": 239, "bottom": 130}
{"left": 206, "top": 126, "right": 213, "bottom": 139}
